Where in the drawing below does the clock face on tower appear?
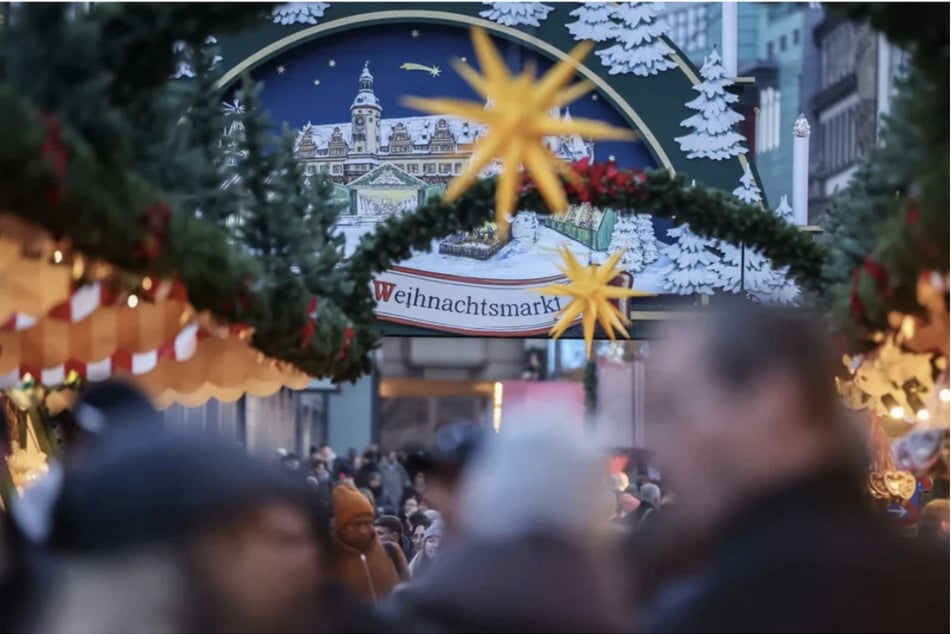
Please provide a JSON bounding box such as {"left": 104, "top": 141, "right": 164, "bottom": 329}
{"left": 355, "top": 115, "right": 365, "bottom": 127}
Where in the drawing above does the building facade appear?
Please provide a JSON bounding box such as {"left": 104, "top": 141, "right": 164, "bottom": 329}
{"left": 807, "top": 10, "right": 908, "bottom": 221}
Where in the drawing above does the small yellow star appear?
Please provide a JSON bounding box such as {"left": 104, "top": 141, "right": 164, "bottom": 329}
{"left": 535, "top": 246, "right": 653, "bottom": 359}
{"left": 411, "top": 29, "right": 420, "bottom": 39}
{"left": 328, "top": 59, "right": 336, "bottom": 68}
{"left": 403, "top": 27, "right": 634, "bottom": 232}
{"left": 276, "top": 64, "right": 286, "bottom": 75}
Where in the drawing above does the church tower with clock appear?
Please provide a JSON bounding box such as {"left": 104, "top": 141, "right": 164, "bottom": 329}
{"left": 350, "top": 61, "right": 381, "bottom": 155}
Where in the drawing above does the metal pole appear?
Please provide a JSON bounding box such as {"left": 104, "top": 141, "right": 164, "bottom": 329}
{"left": 740, "top": 243, "right": 746, "bottom": 294}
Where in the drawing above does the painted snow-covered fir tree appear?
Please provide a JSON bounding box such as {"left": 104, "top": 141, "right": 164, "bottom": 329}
{"left": 675, "top": 47, "right": 747, "bottom": 160}
{"left": 479, "top": 2, "right": 553, "bottom": 27}
{"left": 608, "top": 216, "right": 646, "bottom": 272}
{"left": 566, "top": 3, "right": 617, "bottom": 42}
{"left": 661, "top": 223, "right": 718, "bottom": 295}
{"left": 634, "top": 214, "right": 659, "bottom": 265}
{"left": 270, "top": 2, "right": 329, "bottom": 25}
{"left": 595, "top": 3, "right": 677, "bottom": 76}
{"left": 172, "top": 36, "right": 221, "bottom": 79}
{"left": 761, "top": 195, "right": 800, "bottom": 304}
{"left": 713, "top": 168, "right": 798, "bottom": 304}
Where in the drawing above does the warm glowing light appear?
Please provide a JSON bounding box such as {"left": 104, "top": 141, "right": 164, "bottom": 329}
{"left": 142, "top": 277, "right": 153, "bottom": 291}
{"left": 127, "top": 295, "right": 139, "bottom": 308}
{"left": 22, "top": 372, "right": 34, "bottom": 384}
{"left": 940, "top": 388, "right": 951, "bottom": 403}
{"left": 917, "top": 409, "right": 931, "bottom": 421}
{"left": 889, "top": 406, "right": 905, "bottom": 420}
{"left": 52, "top": 250, "right": 63, "bottom": 264}
{"left": 492, "top": 381, "right": 504, "bottom": 433}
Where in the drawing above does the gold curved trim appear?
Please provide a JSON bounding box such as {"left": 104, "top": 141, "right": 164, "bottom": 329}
{"left": 216, "top": 10, "right": 676, "bottom": 173}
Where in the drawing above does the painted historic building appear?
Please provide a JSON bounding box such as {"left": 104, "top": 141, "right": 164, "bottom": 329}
{"left": 293, "top": 63, "right": 593, "bottom": 193}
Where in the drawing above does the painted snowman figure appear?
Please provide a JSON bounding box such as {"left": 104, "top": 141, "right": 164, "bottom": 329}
{"left": 510, "top": 212, "right": 539, "bottom": 243}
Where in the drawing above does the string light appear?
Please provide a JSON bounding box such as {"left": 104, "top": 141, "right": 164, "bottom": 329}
{"left": 889, "top": 406, "right": 905, "bottom": 420}
{"left": 917, "top": 409, "right": 931, "bottom": 421}
{"left": 127, "top": 295, "right": 139, "bottom": 308}
{"left": 142, "top": 277, "right": 153, "bottom": 291}
{"left": 52, "top": 250, "right": 63, "bottom": 264}
{"left": 940, "top": 388, "right": 951, "bottom": 403}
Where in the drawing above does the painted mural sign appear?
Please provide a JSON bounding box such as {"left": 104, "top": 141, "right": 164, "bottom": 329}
{"left": 218, "top": 3, "right": 789, "bottom": 337}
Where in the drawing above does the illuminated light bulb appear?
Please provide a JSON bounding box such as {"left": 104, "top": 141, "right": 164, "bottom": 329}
{"left": 917, "top": 409, "right": 931, "bottom": 421}
{"left": 127, "top": 295, "right": 139, "bottom": 308}
{"left": 889, "top": 406, "right": 905, "bottom": 420}
{"left": 940, "top": 388, "right": 951, "bottom": 403}
{"left": 142, "top": 277, "right": 153, "bottom": 291}
{"left": 52, "top": 250, "right": 63, "bottom": 264}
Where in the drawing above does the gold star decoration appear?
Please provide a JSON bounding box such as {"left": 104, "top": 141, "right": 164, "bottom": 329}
{"left": 276, "top": 64, "right": 286, "bottom": 75}
{"left": 403, "top": 27, "right": 634, "bottom": 232}
{"left": 535, "top": 246, "right": 654, "bottom": 359}
{"left": 328, "top": 59, "right": 336, "bottom": 68}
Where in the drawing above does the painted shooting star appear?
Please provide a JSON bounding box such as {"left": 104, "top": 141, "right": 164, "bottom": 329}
{"left": 400, "top": 62, "right": 441, "bottom": 77}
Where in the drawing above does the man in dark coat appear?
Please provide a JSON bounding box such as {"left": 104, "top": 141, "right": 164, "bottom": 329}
{"left": 642, "top": 305, "right": 949, "bottom": 633}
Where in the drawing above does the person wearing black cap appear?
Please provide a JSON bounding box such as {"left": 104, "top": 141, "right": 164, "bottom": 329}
{"left": 36, "top": 428, "right": 325, "bottom": 633}
{"left": 403, "top": 419, "right": 484, "bottom": 534}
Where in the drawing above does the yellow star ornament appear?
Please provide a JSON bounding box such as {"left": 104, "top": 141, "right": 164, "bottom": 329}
{"left": 535, "top": 246, "right": 654, "bottom": 359}
{"left": 402, "top": 28, "right": 635, "bottom": 231}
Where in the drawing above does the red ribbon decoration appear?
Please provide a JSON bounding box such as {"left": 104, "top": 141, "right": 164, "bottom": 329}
{"left": 300, "top": 296, "right": 318, "bottom": 349}
{"left": 41, "top": 114, "right": 68, "bottom": 204}
{"left": 338, "top": 324, "right": 354, "bottom": 359}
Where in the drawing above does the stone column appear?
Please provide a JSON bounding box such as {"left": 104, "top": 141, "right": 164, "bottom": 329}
{"left": 793, "top": 114, "right": 811, "bottom": 226}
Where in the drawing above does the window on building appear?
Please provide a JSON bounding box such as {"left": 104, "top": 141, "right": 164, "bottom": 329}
{"left": 821, "top": 23, "right": 856, "bottom": 88}
{"left": 439, "top": 163, "right": 452, "bottom": 174}
{"left": 793, "top": 29, "right": 800, "bottom": 45}
{"left": 454, "top": 162, "right": 463, "bottom": 172}
{"left": 767, "top": 42, "right": 775, "bottom": 59}
{"left": 780, "top": 35, "right": 787, "bottom": 52}
{"left": 756, "top": 87, "right": 782, "bottom": 154}
{"left": 332, "top": 165, "right": 342, "bottom": 175}
{"left": 822, "top": 107, "right": 857, "bottom": 174}
{"left": 424, "top": 163, "right": 436, "bottom": 174}
{"left": 407, "top": 163, "right": 419, "bottom": 174}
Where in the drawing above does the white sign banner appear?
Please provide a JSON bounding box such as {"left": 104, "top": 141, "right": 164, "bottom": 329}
{"left": 370, "top": 267, "right": 633, "bottom": 336}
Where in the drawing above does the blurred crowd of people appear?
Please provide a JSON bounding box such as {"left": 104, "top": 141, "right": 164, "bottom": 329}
{"left": 0, "top": 305, "right": 948, "bottom": 633}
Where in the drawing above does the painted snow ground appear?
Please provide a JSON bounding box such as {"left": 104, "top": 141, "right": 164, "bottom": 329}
{"left": 338, "top": 223, "right": 671, "bottom": 293}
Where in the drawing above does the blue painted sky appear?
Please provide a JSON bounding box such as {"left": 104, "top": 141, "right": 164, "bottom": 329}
{"left": 242, "top": 22, "right": 658, "bottom": 172}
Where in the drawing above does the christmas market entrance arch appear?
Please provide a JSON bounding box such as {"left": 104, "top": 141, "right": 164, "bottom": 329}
{"left": 216, "top": 3, "right": 785, "bottom": 341}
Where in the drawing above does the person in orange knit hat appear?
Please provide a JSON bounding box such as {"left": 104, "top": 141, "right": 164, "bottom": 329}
{"left": 331, "top": 484, "right": 408, "bottom": 603}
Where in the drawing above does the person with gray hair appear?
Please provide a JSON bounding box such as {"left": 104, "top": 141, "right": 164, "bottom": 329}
{"left": 380, "top": 414, "right": 628, "bottom": 633}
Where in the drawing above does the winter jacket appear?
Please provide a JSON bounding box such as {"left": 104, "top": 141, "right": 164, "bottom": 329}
{"left": 332, "top": 533, "right": 406, "bottom": 603}
{"left": 643, "top": 469, "right": 950, "bottom": 633}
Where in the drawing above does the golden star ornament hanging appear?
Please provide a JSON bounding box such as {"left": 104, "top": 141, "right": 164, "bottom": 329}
{"left": 402, "top": 27, "right": 635, "bottom": 231}
{"left": 535, "top": 247, "right": 654, "bottom": 359}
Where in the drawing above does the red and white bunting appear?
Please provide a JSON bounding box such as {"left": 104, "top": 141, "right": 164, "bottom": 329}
{"left": 0, "top": 322, "right": 202, "bottom": 388}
